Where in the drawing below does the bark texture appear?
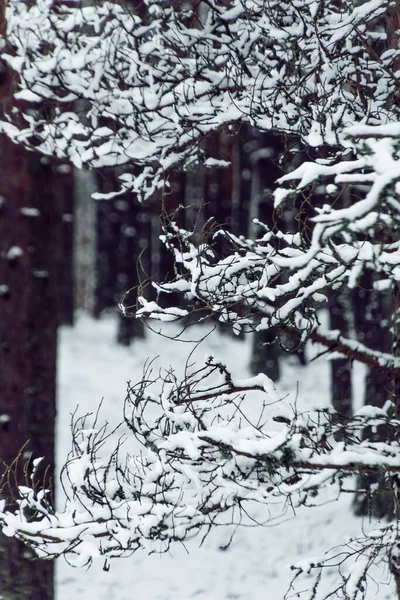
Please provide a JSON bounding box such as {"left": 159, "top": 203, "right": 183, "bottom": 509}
{"left": 0, "top": 139, "right": 57, "bottom": 599}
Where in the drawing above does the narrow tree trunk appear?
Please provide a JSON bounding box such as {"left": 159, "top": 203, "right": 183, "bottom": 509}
{"left": 385, "top": 8, "right": 400, "bottom": 594}
{"left": 329, "top": 290, "right": 353, "bottom": 420}
{"left": 94, "top": 196, "right": 120, "bottom": 318}
{"left": 202, "top": 134, "right": 231, "bottom": 334}
{"left": 238, "top": 124, "right": 254, "bottom": 238}
{"left": 116, "top": 198, "right": 145, "bottom": 345}
{"left": 250, "top": 329, "right": 281, "bottom": 382}
{"left": 393, "top": 283, "right": 400, "bottom": 414}
{"left": 54, "top": 161, "right": 74, "bottom": 325}
{"left": 353, "top": 271, "right": 394, "bottom": 518}
{"left": 327, "top": 184, "right": 353, "bottom": 422}
{"left": 391, "top": 562, "right": 400, "bottom": 600}
{"left": 73, "top": 167, "right": 97, "bottom": 314}
{"left": 248, "top": 131, "right": 284, "bottom": 378}
{"left": 158, "top": 172, "right": 186, "bottom": 310}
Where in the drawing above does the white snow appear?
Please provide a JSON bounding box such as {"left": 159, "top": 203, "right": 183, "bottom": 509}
{"left": 56, "top": 313, "right": 395, "bottom": 600}
{"left": 20, "top": 207, "right": 41, "bottom": 217}
{"left": 6, "top": 246, "right": 23, "bottom": 260}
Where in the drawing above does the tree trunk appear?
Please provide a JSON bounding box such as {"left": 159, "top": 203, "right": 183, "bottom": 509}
{"left": 93, "top": 196, "right": 120, "bottom": 318}
{"left": 248, "top": 131, "right": 284, "bottom": 378}
{"left": 38, "top": 158, "right": 74, "bottom": 326}
{"left": 54, "top": 161, "right": 74, "bottom": 325}
{"left": 116, "top": 198, "right": 145, "bottom": 345}
{"left": 393, "top": 283, "right": 400, "bottom": 414}
{"left": 353, "top": 271, "right": 394, "bottom": 518}
{"left": 327, "top": 184, "right": 353, "bottom": 422}
{"left": 329, "top": 290, "right": 353, "bottom": 420}
{"left": 250, "top": 328, "right": 281, "bottom": 382}
{"left": 0, "top": 138, "right": 56, "bottom": 600}
{"left": 73, "top": 167, "right": 97, "bottom": 314}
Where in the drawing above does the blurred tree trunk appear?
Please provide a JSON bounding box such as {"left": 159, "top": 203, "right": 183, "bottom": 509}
{"left": 394, "top": 283, "right": 400, "bottom": 413}
{"left": 329, "top": 290, "right": 353, "bottom": 440}
{"left": 51, "top": 161, "right": 74, "bottom": 326}
{"left": 94, "top": 171, "right": 151, "bottom": 343}
{"left": 157, "top": 172, "right": 186, "bottom": 310}
{"left": 383, "top": 5, "right": 400, "bottom": 592}
{"left": 116, "top": 198, "right": 146, "bottom": 345}
{"left": 202, "top": 130, "right": 243, "bottom": 335}
{"left": 93, "top": 195, "right": 120, "bottom": 318}
{"left": 73, "top": 167, "right": 97, "bottom": 314}
{"left": 353, "top": 271, "right": 394, "bottom": 518}
{"left": 238, "top": 124, "right": 254, "bottom": 238}
{"left": 248, "top": 132, "right": 283, "bottom": 380}
{"left": 202, "top": 131, "right": 240, "bottom": 235}
{"left": 325, "top": 183, "right": 353, "bottom": 421}
{"left": 0, "top": 138, "right": 56, "bottom": 600}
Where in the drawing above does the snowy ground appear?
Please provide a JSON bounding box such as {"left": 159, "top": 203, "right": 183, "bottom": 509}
{"left": 56, "top": 314, "right": 395, "bottom": 600}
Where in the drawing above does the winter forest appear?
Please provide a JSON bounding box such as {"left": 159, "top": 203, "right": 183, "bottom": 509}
{"left": 0, "top": 0, "right": 400, "bottom": 599}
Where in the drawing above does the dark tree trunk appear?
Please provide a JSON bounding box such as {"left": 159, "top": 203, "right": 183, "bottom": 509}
{"left": 327, "top": 185, "right": 353, "bottom": 421}
{"left": 385, "top": 8, "right": 400, "bottom": 594}
{"left": 158, "top": 172, "right": 186, "bottom": 310}
{"left": 202, "top": 130, "right": 243, "bottom": 335}
{"left": 53, "top": 161, "right": 74, "bottom": 325}
{"left": 329, "top": 290, "right": 353, "bottom": 420}
{"left": 202, "top": 132, "right": 236, "bottom": 233}
{"left": 116, "top": 198, "right": 146, "bottom": 345}
{"left": 250, "top": 328, "right": 281, "bottom": 382}
{"left": 239, "top": 124, "right": 256, "bottom": 238}
{"left": 248, "top": 131, "right": 284, "bottom": 379}
{"left": 0, "top": 138, "right": 56, "bottom": 600}
{"left": 93, "top": 196, "right": 120, "bottom": 318}
{"left": 353, "top": 271, "right": 394, "bottom": 518}
{"left": 394, "top": 283, "right": 400, "bottom": 414}
{"left": 354, "top": 272, "right": 393, "bottom": 410}
{"left": 94, "top": 168, "right": 156, "bottom": 343}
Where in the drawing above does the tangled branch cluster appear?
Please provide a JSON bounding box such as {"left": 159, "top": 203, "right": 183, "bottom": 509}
{"left": 1, "top": 0, "right": 397, "bottom": 199}
{"left": 1, "top": 358, "right": 400, "bottom": 599}
{"left": 136, "top": 124, "right": 400, "bottom": 379}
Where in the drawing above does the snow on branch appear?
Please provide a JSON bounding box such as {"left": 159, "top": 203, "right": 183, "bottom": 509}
{"left": 1, "top": 358, "right": 400, "bottom": 598}
{"left": 0, "top": 0, "right": 397, "bottom": 199}
{"left": 134, "top": 126, "right": 400, "bottom": 377}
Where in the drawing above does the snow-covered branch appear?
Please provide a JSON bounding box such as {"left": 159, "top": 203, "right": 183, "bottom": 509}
{"left": 0, "top": 358, "right": 399, "bottom": 598}
{"left": 134, "top": 125, "right": 400, "bottom": 377}
{"left": 1, "top": 0, "right": 397, "bottom": 199}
